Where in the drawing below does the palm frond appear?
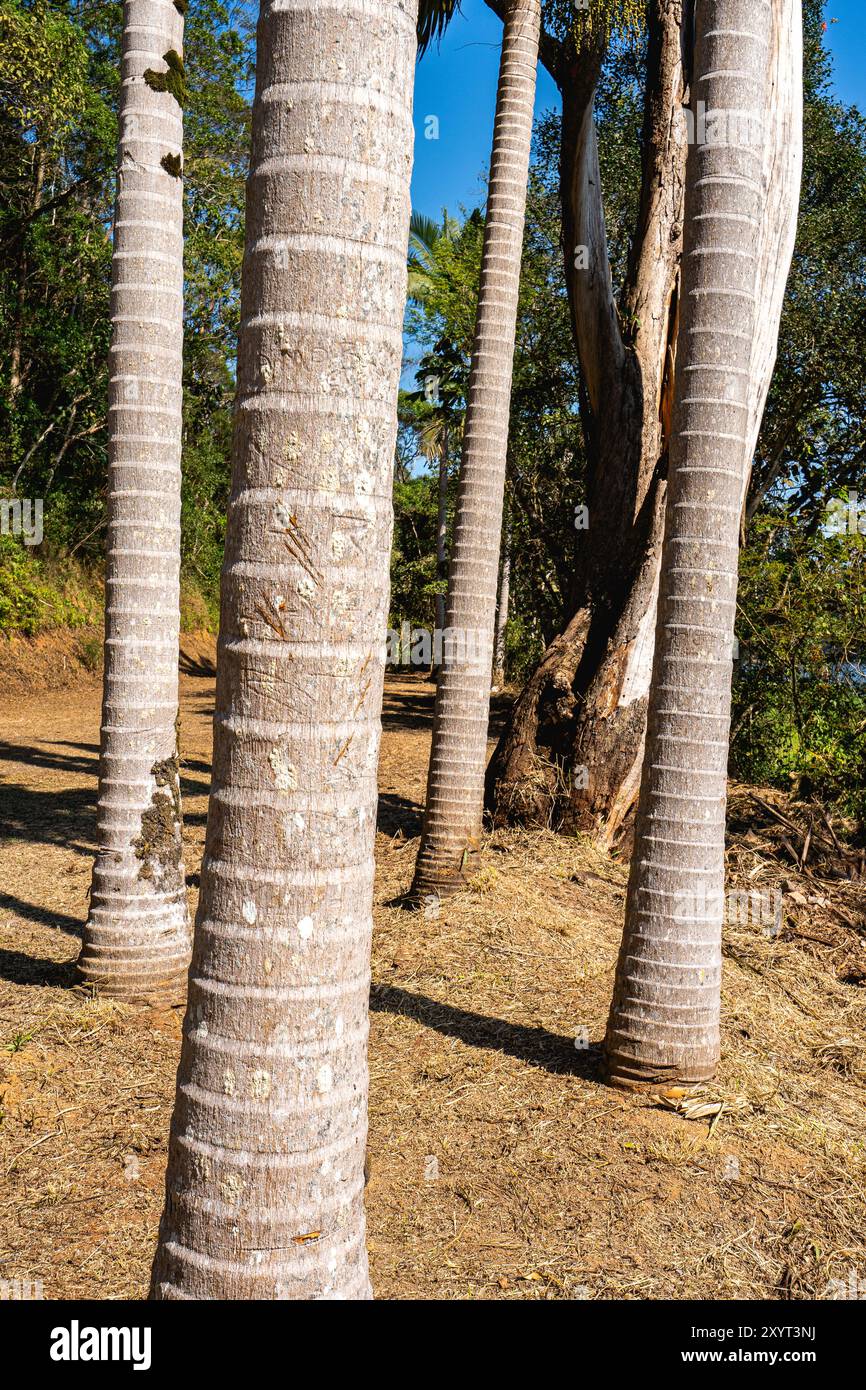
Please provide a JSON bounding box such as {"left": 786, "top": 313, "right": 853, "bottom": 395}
{"left": 416, "top": 0, "right": 461, "bottom": 58}
{"left": 409, "top": 211, "right": 442, "bottom": 256}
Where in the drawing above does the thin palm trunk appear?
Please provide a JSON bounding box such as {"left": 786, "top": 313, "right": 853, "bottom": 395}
{"left": 151, "top": 0, "right": 418, "bottom": 1299}
{"left": 411, "top": 0, "right": 540, "bottom": 899}
{"left": 78, "top": 0, "right": 189, "bottom": 999}
{"left": 605, "top": 0, "right": 784, "bottom": 1086}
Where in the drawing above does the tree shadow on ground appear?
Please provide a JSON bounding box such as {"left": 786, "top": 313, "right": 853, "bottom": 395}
{"left": 380, "top": 677, "right": 511, "bottom": 738}
{"left": 0, "top": 767, "right": 210, "bottom": 856}
{"left": 0, "top": 739, "right": 98, "bottom": 778}
{"left": 370, "top": 982, "right": 603, "bottom": 1079}
{"left": 0, "top": 784, "right": 98, "bottom": 857}
{"left": 376, "top": 791, "right": 423, "bottom": 839}
{"left": 179, "top": 649, "right": 217, "bottom": 677}
{"left": 0, "top": 948, "right": 77, "bottom": 989}
{"left": 0, "top": 890, "right": 82, "bottom": 938}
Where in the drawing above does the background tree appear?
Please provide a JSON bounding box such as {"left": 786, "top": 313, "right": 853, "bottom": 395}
{"left": 77, "top": 0, "right": 191, "bottom": 999}
{"left": 411, "top": 0, "right": 543, "bottom": 899}
{"left": 404, "top": 214, "right": 461, "bottom": 646}
{"left": 151, "top": 0, "right": 418, "bottom": 1299}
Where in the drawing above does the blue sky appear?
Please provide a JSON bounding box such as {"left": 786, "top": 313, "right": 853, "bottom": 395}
{"left": 410, "top": 0, "right": 866, "bottom": 221}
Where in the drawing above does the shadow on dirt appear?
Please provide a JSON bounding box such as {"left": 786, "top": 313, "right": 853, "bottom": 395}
{"left": 370, "top": 981, "right": 603, "bottom": 1079}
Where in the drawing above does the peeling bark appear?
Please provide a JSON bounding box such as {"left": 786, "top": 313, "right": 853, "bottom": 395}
{"left": 489, "top": 1, "right": 688, "bottom": 836}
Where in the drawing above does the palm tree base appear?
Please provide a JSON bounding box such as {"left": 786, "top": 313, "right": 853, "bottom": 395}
{"left": 604, "top": 1042, "right": 719, "bottom": 1090}
{"left": 409, "top": 850, "right": 480, "bottom": 905}
{"left": 76, "top": 947, "right": 189, "bottom": 1007}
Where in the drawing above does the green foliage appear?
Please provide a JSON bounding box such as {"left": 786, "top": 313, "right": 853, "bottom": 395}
{"left": 416, "top": 0, "right": 645, "bottom": 56}
{"left": 404, "top": 148, "right": 583, "bottom": 659}
{"left": 0, "top": 534, "right": 95, "bottom": 635}
{"left": 0, "top": 0, "right": 253, "bottom": 618}
{"left": 544, "top": 0, "right": 644, "bottom": 44}
{"left": 746, "top": 3, "right": 866, "bottom": 532}
{"left": 0, "top": 0, "right": 88, "bottom": 143}
{"left": 734, "top": 517, "right": 866, "bottom": 819}
{"left": 390, "top": 468, "right": 442, "bottom": 633}
{"left": 0, "top": 534, "right": 52, "bottom": 634}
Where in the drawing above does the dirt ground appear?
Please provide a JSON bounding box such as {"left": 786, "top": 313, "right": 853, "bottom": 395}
{"left": 1, "top": 643, "right": 865, "bottom": 1301}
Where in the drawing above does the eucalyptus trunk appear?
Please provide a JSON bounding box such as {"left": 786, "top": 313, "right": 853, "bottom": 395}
{"left": 151, "top": 0, "right": 417, "bottom": 1299}
{"left": 78, "top": 0, "right": 190, "bottom": 1000}
{"left": 411, "top": 0, "right": 541, "bottom": 899}
{"left": 605, "top": 0, "right": 786, "bottom": 1086}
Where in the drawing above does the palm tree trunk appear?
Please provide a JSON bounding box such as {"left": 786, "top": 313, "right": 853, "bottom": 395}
{"left": 77, "top": 0, "right": 190, "bottom": 1000}
{"left": 150, "top": 0, "right": 418, "bottom": 1300}
{"left": 604, "top": 0, "right": 779, "bottom": 1086}
{"left": 491, "top": 525, "right": 511, "bottom": 690}
{"left": 435, "top": 423, "right": 448, "bottom": 642}
{"left": 411, "top": 0, "right": 541, "bottom": 899}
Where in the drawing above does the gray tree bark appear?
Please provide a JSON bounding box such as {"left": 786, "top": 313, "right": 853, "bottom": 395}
{"left": 605, "top": 0, "right": 800, "bottom": 1086}
{"left": 411, "top": 0, "right": 541, "bottom": 899}
{"left": 78, "top": 0, "right": 190, "bottom": 1000}
{"left": 151, "top": 0, "right": 418, "bottom": 1299}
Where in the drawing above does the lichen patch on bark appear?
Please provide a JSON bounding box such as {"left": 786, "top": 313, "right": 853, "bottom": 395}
{"left": 132, "top": 756, "right": 183, "bottom": 886}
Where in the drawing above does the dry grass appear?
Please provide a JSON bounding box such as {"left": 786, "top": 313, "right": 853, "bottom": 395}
{"left": 0, "top": 670, "right": 864, "bottom": 1300}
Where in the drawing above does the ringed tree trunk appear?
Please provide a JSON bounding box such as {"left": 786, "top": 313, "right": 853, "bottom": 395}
{"left": 435, "top": 422, "right": 448, "bottom": 640}
{"left": 151, "top": 0, "right": 418, "bottom": 1299}
{"left": 78, "top": 0, "right": 190, "bottom": 1000}
{"left": 411, "top": 0, "right": 542, "bottom": 900}
{"left": 487, "top": 0, "right": 802, "bottom": 845}
{"left": 604, "top": 0, "right": 800, "bottom": 1087}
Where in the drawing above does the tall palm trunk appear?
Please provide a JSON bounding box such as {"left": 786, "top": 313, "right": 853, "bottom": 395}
{"left": 411, "top": 0, "right": 541, "bottom": 899}
{"left": 78, "top": 0, "right": 189, "bottom": 1000}
{"left": 151, "top": 0, "right": 418, "bottom": 1300}
{"left": 605, "top": 0, "right": 779, "bottom": 1086}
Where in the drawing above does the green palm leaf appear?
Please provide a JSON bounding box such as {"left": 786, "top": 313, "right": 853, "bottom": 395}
{"left": 417, "top": 0, "right": 461, "bottom": 58}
